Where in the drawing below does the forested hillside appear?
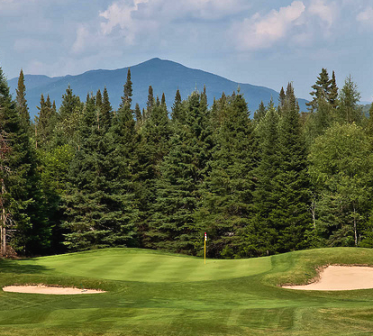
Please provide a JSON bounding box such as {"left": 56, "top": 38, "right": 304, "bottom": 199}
{"left": 7, "top": 58, "right": 309, "bottom": 117}
{"left": 1, "top": 65, "right": 373, "bottom": 257}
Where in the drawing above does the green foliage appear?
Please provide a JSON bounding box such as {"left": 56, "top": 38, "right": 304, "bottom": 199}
{"left": 272, "top": 83, "right": 311, "bottom": 252}
{"left": 196, "top": 92, "right": 254, "bottom": 257}
{"left": 337, "top": 75, "right": 363, "bottom": 124}
{"left": 148, "top": 92, "right": 213, "bottom": 254}
{"left": 309, "top": 123, "right": 373, "bottom": 246}
{"left": 62, "top": 96, "right": 138, "bottom": 250}
{"left": 0, "top": 67, "right": 49, "bottom": 255}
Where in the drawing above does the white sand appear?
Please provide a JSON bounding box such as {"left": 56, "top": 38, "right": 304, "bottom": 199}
{"left": 3, "top": 285, "right": 106, "bottom": 295}
{"left": 283, "top": 265, "right": 373, "bottom": 291}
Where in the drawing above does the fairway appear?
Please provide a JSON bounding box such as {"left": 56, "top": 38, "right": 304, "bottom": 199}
{"left": 1, "top": 247, "right": 373, "bottom": 335}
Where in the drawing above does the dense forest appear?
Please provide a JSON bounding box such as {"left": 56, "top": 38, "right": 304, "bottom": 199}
{"left": 0, "top": 65, "right": 372, "bottom": 258}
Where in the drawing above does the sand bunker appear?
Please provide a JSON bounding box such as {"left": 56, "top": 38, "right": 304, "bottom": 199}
{"left": 283, "top": 265, "right": 373, "bottom": 291}
{"left": 3, "top": 285, "right": 105, "bottom": 295}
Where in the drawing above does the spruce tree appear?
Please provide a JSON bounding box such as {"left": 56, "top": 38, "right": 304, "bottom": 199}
{"left": 171, "top": 89, "right": 183, "bottom": 122}
{"left": 196, "top": 92, "right": 254, "bottom": 257}
{"left": 146, "top": 85, "right": 154, "bottom": 119}
{"left": 306, "top": 68, "right": 331, "bottom": 112}
{"left": 0, "top": 67, "right": 49, "bottom": 255}
{"left": 148, "top": 91, "right": 213, "bottom": 254}
{"left": 15, "top": 70, "right": 30, "bottom": 128}
{"left": 120, "top": 69, "right": 133, "bottom": 109}
{"left": 63, "top": 95, "right": 137, "bottom": 250}
{"left": 136, "top": 101, "right": 173, "bottom": 244}
{"left": 254, "top": 101, "right": 266, "bottom": 123}
{"left": 338, "top": 75, "right": 363, "bottom": 124}
{"left": 328, "top": 71, "right": 338, "bottom": 109}
{"left": 272, "top": 83, "right": 311, "bottom": 252}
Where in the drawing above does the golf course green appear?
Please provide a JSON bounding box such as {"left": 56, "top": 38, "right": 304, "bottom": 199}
{"left": 1, "top": 247, "right": 373, "bottom": 335}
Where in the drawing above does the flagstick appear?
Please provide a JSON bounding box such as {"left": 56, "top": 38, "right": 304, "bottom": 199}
{"left": 204, "top": 232, "right": 207, "bottom": 265}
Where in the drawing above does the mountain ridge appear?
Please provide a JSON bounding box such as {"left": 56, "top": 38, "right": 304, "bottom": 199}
{"left": 7, "top": 58, "right": 309, "bottom": 117}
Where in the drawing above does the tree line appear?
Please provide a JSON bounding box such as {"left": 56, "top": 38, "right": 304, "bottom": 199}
{"left": 0, "top": 65, "right": 372, "bottom": 258}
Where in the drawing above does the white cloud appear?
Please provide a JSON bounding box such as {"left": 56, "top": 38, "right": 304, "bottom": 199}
{"left": 357, "top": 7, "right": 373, "bottom": 28}
{"left": 308, "top": 0, "right": 338, "bottom": 28}
{"left": 71, "top": 25, "right": 90, "bottom": 54}
{"left": 230, "top": 1, "right": 306, "bottom": 50}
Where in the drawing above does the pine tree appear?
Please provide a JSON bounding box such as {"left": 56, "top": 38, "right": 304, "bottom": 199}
{"left": 196, "top": 92, "right": 254, "bottom": 258}
{"left": 96, "top": 89, "right": 102, "bottom": 108}
{"left": 246, "top": 106, "right": 281, "bottom": 256}
{"left": 328, "top": 71, "right": 338, "bottom": 109}
{"left": 171, "top": 89, "right": 183, "bottom": 122}
{"left": 100, "top": 88, "right": 112, "bottom": 132}
{"left": 16, "top": 70, "right": 30, "bottom": 128}
{"left": 0, "top": 67, "right": 49, "bottom": 255}
{"left": 272, "top": 83, "right": 311, "bottom": 252}
{"left": 63, "top": 95, "right": 137, "bottom": 250}
{"left": 120, "top": 69, "right": 133, "bottom": 109}
{"left": 306, "top": 68, "right": 331, "bottom": 112}
{"left": 254, "top": 101, "right": 266, "bottom": 123}
{"left": 161, "top": 93, "right": 166, "bottom": 110}
{"left": 35, "top": 94, "right": 55, "bottom": 148}
{"left": 148, "top": 92, "right": 213, "bottom": 254}
{"left": 278, "top": 87, "right": 286, "bottom": 112}
{"left": 136, "top": 100, "right": 173, "bottom": 244}
{"left": 146, "top": 85, "right": 154, "bottom": 119}
{"left": 135, "top": 103, "right": 142, "bottom": 126}
{"left": 338, "top": 75, "right": 363, "bottom": 124}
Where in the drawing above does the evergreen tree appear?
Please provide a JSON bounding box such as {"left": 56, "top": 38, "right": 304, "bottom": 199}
{"left": 135, "top": 103, "right": 142, "bottom": 126}
{"left": 272, "top": 83, "right": 311, "bottom": 252}
{"left": 100, "top": 88, "right": 112, "bottom": 132}
{"left": 196, "top": 92, "right": 254, "bottom": 258}
{"left": 306, "top": 68, "right": 331, "bottom": 112}
{"left": 337, "top": 75, "right": 363, "bottom": 124}
{"left": 254, "top": 101, "right": 266, "bottom": 123}
{"left": 278, "top": 87, "right": 286, "bottom": 112}
{"left": 35, "top": 94, "right": 55, "bottom": 148}
{"left": 0, "top": 67, "right": 49, "bottom": 255}
{"left": 146, "top": 85, "right": 154, "bottom": 119}
{"left": 15, "top": 70, "right": 30, "bottom": 128}
{"left": 171, "top": 89, "right": 183, "bottom": 122}
{"left": 63, "top": 95, "right": 137, "bottom": 250}
{"left": 136, "top": 101, "right": 173, "bottom": 244}
{"left": 246, "top": 106, "right": 281, "bottom": 256}
{"left": 148, "top": 92, "right": 213, "bottom": 254}
{"left": 329, "top": 71, "right": 338, "bottom": 109}
{"left": 161, "top": 93, "right": 166, "bottom": 110}
{"left": 120, "top": 69, "right": 133, "bottom": 109}
{"left": 96, "top": 89, "right": 102, "bottom": 108}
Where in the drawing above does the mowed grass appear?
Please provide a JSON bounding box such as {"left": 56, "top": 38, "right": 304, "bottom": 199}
{"left": 1, "top": 247, "right": 373, "bottom": 335}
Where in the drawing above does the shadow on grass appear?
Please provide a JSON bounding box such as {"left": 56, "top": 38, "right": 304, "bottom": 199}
{"left": 0, "top": 259, "right": 49, "bottom": 274}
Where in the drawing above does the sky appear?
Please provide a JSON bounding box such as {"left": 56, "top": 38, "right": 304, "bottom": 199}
{"left": 0, "top": 0, "right": 372, "bottom": 102}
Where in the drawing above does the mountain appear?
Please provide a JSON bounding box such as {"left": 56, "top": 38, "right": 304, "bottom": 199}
{"left": 7, "top": 58, "right": 308, "bottom": 117}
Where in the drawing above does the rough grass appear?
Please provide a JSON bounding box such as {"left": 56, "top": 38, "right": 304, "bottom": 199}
{"left": 0, "top": 247, "right": 373, "bottom": 335}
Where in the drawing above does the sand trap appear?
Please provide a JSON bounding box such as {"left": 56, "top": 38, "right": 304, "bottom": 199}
{"left": 283, "top": 265, "right": 373, "bottom": 291}
{"left": 3, "top": 285, "right": 106, "bottom": 295}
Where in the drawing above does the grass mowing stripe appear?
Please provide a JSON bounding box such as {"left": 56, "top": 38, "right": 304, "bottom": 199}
{"left": 1, "top": 248, "right": 373, "bottom": 335}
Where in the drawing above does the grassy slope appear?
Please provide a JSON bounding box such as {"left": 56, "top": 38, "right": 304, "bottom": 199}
{"left": 0, "top": 247, "right": 373, "bottom": 335}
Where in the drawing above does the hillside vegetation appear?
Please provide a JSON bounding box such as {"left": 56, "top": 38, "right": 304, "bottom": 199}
{"left": 1, "top": 65, "right": 373, "bottom": 260}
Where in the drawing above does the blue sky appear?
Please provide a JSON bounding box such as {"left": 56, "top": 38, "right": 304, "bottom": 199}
{"left": 0, "top": 0, "right": 372, "bottom": 102}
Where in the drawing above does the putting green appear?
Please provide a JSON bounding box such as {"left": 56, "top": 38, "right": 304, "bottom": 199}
{"left": 1, "top": 247, "right": 373, "bottom": 336}
{"left": 10, "top": 248, "right": 272, "bottom": 282}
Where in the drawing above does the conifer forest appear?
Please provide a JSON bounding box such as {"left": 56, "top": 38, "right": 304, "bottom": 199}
{"left": 1, "top": 65, "right": 373, "bottom": 258}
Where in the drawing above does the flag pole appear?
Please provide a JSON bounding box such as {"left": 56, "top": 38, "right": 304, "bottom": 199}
{"left": 204, "top": 232, "right": 207, "bottom": 264}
